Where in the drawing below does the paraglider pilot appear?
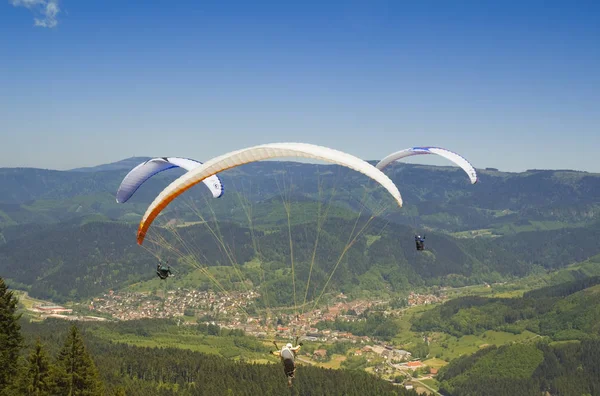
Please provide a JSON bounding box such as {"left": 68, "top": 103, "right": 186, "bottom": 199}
{"left": 271, "top": 338, "right": 303, "bottom": 387}
{"left": 156, "top": 261, "right": 172, "bottom": 280}
{"left": 415, "top": 235, "right": 426, "bottom": 251}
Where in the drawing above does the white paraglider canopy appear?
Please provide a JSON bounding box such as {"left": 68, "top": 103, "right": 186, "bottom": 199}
{"left": 137, "top": 142, "right": 404, "bottom": 244}
{"left": 376, "top": 147, "right": 478, "bottom": 184}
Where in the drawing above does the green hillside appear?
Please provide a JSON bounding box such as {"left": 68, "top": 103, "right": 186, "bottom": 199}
{"left": 412, "top": 276, "right": 600, "bottom": 340}
{"left": 2, "top": 213, "right": 600, "bottom": 306}
{"left": 436, "top": 339, "right": 600, "bottom": 396}
{"left": 1, "top": 160, "right": 599, "bottom": 234}
{"left": 398, "top": 276, "right": 600, "bottom": 395}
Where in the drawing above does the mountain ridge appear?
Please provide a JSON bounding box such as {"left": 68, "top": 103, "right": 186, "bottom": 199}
{"left": 1, "top": 158, "right": 599, "bottom": 234}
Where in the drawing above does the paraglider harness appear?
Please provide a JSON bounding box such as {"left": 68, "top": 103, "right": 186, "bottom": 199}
{"left": 156, "top": 261, "right": 172, "bottom": 280}
{"left": 271, "top": 337, "right": 303, "bottom": 384}
{"left": 415, "top": 235, "right": 426, "bottom": 251}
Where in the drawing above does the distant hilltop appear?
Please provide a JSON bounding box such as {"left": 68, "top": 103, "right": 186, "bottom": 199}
{"left": 69, "top": 157, "right": 152, "bottom": 172}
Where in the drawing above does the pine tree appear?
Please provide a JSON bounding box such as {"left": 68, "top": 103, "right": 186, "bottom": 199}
{"left": 51, "top": 324, "right": 103, "bottom": 396}
{"left": 23, "top": 338, "right": 53, "bottom": 395}
{"left": 0, "top": 277, "right": 24, "bottom": 393}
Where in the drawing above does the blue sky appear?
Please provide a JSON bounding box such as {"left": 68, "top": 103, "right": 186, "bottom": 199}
{"left": 1, "top": 0, "right": 599, "bottom": 172}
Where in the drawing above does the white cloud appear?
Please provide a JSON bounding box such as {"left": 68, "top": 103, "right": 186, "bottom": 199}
{"left": 10, "top": 0, "right": 60, "bottom": 28}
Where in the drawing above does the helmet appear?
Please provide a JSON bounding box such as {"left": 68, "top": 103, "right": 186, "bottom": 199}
{"left": 286, "top": 343, "right": 293, "bottom": 349}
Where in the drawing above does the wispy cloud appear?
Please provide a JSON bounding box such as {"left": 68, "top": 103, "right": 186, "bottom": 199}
{"left": 10, "top": 0, "right": 60, "bottom": 28}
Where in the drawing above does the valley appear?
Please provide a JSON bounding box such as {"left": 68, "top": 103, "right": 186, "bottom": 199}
{"left": 2, "top": 159, "right": 600, "bottom": 395}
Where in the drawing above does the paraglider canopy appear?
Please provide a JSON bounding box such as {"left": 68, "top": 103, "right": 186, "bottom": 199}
{"left": 116, "top": 157, "right": 224, "bottom": 204}
{"left": 136, "top": 142, "right": 404, "bottom": 245}
{"left": 376, "top": 147, "right": 478, "bottom": 184}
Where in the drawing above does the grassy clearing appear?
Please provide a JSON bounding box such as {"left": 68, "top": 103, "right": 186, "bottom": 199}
{"left": 549, "top": 340, "right": 581, "bottom": 347}
{"left": 419, "top": 378, "right": 440, "bottom": 389}
{"left": 366, "top": 234, "right": 381, "bottom": 247}
{"left": 492, "top": 289, "right": 527, "bottom": 298}
{"left": 450, "top": 229, "right": 496, "bottom": 238}
{"left": 443, "top": 284, "right": 495, "bottom": 299}
{"left": 14, "top": 291, "right": 47, "bottom": 310}
{"left": 412, "top": 383, "right": 434, "bottom": 395}
{"left": 490, "top": 220, "right": 586, "bottom": 235}
{"left": 427, "top": 330, "right": 538, "bottom": 361}
{"left": 318, "top": 354, "right": 346, "bottom": 369}
{"left": 392, "top": 304, "right": 438, "bottom": 347}
{"left": 422, "top": 358, "right": 447, "bottom": 369}
{"left": 110, "top": 335, "right": 222, "bottom": 355}
{"left": 443, "top": 281, "right": 542, "bottom": 300}
{"left": 87, "top": 324, "right": 276, "bottom": 363}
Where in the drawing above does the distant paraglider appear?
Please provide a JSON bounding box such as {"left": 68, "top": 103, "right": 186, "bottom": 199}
{"left": 376, "top": 146, "right": 478, "bottom": 184}
{"left": 415, "top": 235, "right": 426, "bottom": 251}
{"left": 156, "top": 261, "right": 173, "bottom": 280}
{"left": 115, "top": 157, "right": 224, "bottom": 204}
{"left": 377, "top": 146, "right": 477, "bottom": 249}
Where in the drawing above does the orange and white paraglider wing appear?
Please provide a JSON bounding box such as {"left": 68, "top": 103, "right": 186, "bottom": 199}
{"left": 137, "top": 142, "right": 403, "bottom": 245}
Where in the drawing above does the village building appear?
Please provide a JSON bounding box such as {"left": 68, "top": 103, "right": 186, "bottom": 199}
{"left": 406, "top": 361, "right": 423, "bottom": 369}
{"left": 390, "top": 349, "right": 412, "bottom": 362}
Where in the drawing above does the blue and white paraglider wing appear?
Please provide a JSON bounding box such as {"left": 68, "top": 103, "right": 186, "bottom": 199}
{"left": 376, "top": 147, "right": 478, "bottom": 184}
{"left": 116, "top": 157, "right": 224, "bottom": 203}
